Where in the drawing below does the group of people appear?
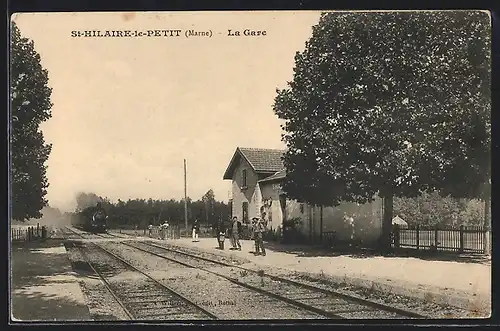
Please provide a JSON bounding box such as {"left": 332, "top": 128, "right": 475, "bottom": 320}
{"left": 146, "top": 214, "right": 269, "bottom": 256}
{"left": 148, "top": 221, "right": 170, "bottom": 239}
{"left": 215, "top": 214, "right": 268, "bottom": 256}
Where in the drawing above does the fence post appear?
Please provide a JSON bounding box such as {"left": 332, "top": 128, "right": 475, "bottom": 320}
{"left": 459, "top": 225, "right": 464, "bottom": 253}
{"left": 416, "top": 224, "right": 420, "bottom": 250}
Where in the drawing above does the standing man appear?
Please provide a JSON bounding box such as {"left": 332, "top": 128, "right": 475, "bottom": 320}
{"left": 231, "top": 216, "right": 242, "bottom": 250}
{"left": 254, "top": 215, "right": 267, "bottom": 256}
{"left": 192, "top": 219, "right": 200, "bottom": 242}
{"left": 148, "top": 223, "right": 153, "bottom": 237}
{"left": 228, "top": 218, "right": 236, "bottom": 249}
{"left": 251, "top": 217, "right": 258, "bottom": 253}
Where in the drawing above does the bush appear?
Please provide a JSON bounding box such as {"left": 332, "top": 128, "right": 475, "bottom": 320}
{"left": 394, "top": 191, "right": 486, "bottom": 227}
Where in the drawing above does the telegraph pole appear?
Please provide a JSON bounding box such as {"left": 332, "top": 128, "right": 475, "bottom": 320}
{"left": 184, "top": 159, "right": 188, "bottom": 234}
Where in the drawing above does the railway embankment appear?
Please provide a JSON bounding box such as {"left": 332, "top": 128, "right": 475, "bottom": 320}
{"left": 10, "top": 239, "right": 91, "bottom": 321}
{"left": 147, "top": 236, "right": 491, "bottom": 318}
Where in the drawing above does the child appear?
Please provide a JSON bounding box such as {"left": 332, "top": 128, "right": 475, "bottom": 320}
{"left": 216, "top": 219, "right": 226, "bottom": 250}
{"left": 218, "top": 230, "right": 226, "bottom": 250}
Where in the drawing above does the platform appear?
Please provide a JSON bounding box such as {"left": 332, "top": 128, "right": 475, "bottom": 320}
{"left": 10, "top": 240, "right": 91, "bottom": 321}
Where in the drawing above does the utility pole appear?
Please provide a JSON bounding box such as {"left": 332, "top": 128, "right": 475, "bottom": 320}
{"left": 184, "top": 159, "right": 188, "bottom": 234}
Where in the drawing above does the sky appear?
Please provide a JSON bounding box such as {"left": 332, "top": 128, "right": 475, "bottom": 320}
{"left": 12, "top": 11, "right": 321, "bottom": 211}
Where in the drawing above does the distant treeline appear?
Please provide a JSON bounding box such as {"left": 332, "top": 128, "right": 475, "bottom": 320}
{"left": 67, "top": 191, "right": 230, "bottom": 228}
{"left": 52, "top": 191, "right": 487, "bottom": 230}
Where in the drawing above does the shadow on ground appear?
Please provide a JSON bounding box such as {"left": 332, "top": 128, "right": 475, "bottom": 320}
{"left": 10, "top": 239, "right": 91, "bottom": 321}
{"left": 262, "top": 241, "right": 491, "bottom": 264}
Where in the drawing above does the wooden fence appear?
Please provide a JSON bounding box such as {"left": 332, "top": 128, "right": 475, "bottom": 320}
{"left": 392, "top": 224, "right": 490, "bottom": 254}
{"left": 11, "top": 225, "right": 47, "bottom": 243}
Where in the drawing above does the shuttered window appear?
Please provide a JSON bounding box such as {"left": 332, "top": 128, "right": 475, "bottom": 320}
{"left": 242, "top": 169, "right": 247, "bottom": 187}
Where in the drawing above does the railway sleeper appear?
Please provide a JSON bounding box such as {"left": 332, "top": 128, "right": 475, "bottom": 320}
{"left": 133, "top": 306, "right": 190, "bottom": 314}
{"left": 139, "top": 312, "right": 209, "bottom": 320}
{"left": 124, "top": 298, "right": 183, "bottom": 305}
{"left": 133, "top": 304, "right": 191, "bottom": 311}
{"left": 336, "top": 310, "right": 405, "bottom": 319}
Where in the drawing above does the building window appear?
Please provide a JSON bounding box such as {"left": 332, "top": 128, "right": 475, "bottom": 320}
{"left": 242, "top": 202, "right": 249, "bottom": 223}
{"left": 300, "top": 204, "right": 304, "bottom": 214}
{"left": 242, "top": 169, "right": 247, "bottom": 188}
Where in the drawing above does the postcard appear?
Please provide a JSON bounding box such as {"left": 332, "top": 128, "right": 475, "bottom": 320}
{"left": 9, "top": 10, "right": 491, "bottom": 322}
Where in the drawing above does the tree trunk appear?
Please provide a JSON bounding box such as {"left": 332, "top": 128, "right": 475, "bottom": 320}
{"left": 320, "top": 205, "right": 323, "bottom": 245}
{"left": 382, "top": 194, "right": 394, "bottom": 252}
{"left": 484, "top": 199, "right": 490, "bottom": 229}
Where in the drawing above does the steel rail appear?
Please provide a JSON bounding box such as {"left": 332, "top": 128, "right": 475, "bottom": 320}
{"left": 130, "top": 241, "right": 426, "bottom": 319}
{"left": 121, "top": 242, "right": 352, "bottom": 319}
{"left": 64, "top": 226, "right": 218, "bottom": 320}
{"left": 90, "top": 242, "right": 219, "bottom": 320}
{"left": 78, "top": 245, "right": 136, "bottom": 320}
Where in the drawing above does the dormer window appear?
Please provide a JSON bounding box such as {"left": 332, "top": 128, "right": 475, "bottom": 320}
{"left": 242, "top": 169, "right": 248, "bottom": 188}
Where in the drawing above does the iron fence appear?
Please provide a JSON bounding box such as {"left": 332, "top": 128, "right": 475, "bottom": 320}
{"left": 11, "top": 225, "right": 47, "bottom": 243}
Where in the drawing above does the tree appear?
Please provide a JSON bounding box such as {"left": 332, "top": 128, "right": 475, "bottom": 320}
{"left": 10, "top": 22, "right": 53, "bottom": 221}
{"left": 273, "top": 11, "right": 490, "bottom": 249}
{"left": 201, "top": 189, "right": 216, "bottom": 224}
{"left": 394, "top": 192, "right": 475, "bottom": 228}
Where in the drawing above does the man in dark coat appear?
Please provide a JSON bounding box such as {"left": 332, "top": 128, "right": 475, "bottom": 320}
{"left": 230, "top": 216, "right": 242, "bottom": 250}
{"left": 251, "top": 217, "right": 258, "bottom": 254}
{"left": 253, "top": 216, "right": 267, "bottom": 256}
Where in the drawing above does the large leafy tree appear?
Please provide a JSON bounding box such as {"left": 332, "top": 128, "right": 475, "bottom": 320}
{"left": 273, "top": 11, "right": 490, "bottom": 249}
{"left": 10, "top": 22, "right": 53, "bottom": 221}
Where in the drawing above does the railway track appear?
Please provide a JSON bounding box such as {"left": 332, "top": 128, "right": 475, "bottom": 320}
{"left": 121, "top": 240, "right": 425, "bottom": 319}
{"left": 64, "top": 227, "right": 218, "bottom": 320}
{"left": 63, "top": 227, "right": 425, "bottom": 319}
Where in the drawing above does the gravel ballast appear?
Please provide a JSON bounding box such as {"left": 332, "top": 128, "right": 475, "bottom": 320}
{"left": 62, "top": 234, "right": 484, "bottom": 320}
{"left": 64, "top": 241, "right": 130, "bottom": 320}
{"left": 126, "top": 242, "right": 414, "bottom": 319}
{"left": 99, "top": 241, "right": 328, "bottom": 319}
{"left": 150, "top": 241, "right": 484, "bottom": 319}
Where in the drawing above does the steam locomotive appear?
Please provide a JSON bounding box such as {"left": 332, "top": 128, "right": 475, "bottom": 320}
{"left": 72, "top": 205, "right": 108, "bottom": 233}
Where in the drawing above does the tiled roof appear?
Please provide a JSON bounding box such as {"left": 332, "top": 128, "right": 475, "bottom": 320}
{"left": 238, "top": 148, "right": 285, "bottom": 173}
{"left": 223, "top": 147, "right": 286, "bottom": 180}
{"left": 258, "top": 169, "right": 286, "bottom": 183}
